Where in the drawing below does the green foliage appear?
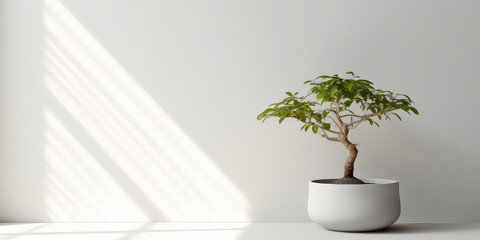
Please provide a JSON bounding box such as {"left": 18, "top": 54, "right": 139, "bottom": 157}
{"left": 257, "top": 72, "right": 418, "bottom": 134}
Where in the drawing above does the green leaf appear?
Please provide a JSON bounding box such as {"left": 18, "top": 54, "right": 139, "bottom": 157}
{"left": 392, "top": 112, "right": 402, "bottom": 121}
{"left": 400, "top": 94, "right": 412, "bottom": 102}
{"left": 316, "top": 75, "right": 332, "bottom": 80}
{"left": 304, "top": 80, "right": 312, "bottom": 84}
{"left": 344, "top": 100, "right": 353, "bottom": 107}
{"left": 316, "top": 92, "right": 327, "bottom": 100}
{"left": 312, "top": 126, "right": 318, "bottom": 134}
{"left": 360, "top": 91, "right": 368, "bottom": 100}
{"left": 367, "top": 118, "right": 373, "bottom": 125}
{"left": 304, "top": 125, "right": 310, "bottom": 132}
{"left": 329, "top": 86, "right": 338, "bottom": 97}
{"left": 344, "top": 108, "right": 355, "bottom": 115}
{"left": 346, "top": 71, "right": 355, "bottom": 76}
{"left": 358, "top": 79, "right": 373, "bottom": 85}
{"left": 279, "top": 117, "right": 286, "bottom": 124}
{"left": 322, "top": 111, "right": 329, "bottom": 118}
{"left": 321, "top": 122, "right": 331, "bottom": 130}
{"left": 346, "top": 81, "right": 355, "bottom": 91}
{"left": 286, "top": 92, "right": 293, "bottom": 97}
{"left": 410, "top": 107, "right": 419, "bottom": 115}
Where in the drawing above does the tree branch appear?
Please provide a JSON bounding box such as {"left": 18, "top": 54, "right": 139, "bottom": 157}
{"left": 299, "top": 119, "right": 341, "bottom": 135}
{"left": 349, "top": 121, "right": 362, "bottom": 129}
{"left": 334, "top": 101, "right": 346, "bottom": 134}
{"left": 320, "top": 129, "right": 340, "bottom": 142}
{"left": 340, "top": 114, "right": 363, "bottom": 118}
{"left": 328, "top": 116, "right": 342, "bottom": 130}
{"left": 344, "top": 106, "right": 398, "bottom": 127}
{"left": 345, "top": 113, "right": 378, "bottom": 127}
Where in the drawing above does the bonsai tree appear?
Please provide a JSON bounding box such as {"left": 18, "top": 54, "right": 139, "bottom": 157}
{"left": 257, "top": 72, "right": 418, "bottom": 184}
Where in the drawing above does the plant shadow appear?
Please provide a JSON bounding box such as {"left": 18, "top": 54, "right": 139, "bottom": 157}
{"left": 376, "top": 222, "right": 480, "bottom": 234}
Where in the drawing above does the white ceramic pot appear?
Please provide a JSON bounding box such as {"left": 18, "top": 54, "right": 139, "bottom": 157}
{"left": 308, "top": 178, "right": 400, "bottom": 232}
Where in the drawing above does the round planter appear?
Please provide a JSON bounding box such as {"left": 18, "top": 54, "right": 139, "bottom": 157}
{"left": 308, "top": 178, "right": 400, "bottom": 232}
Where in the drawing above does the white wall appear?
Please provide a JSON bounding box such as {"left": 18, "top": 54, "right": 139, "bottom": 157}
{"left": 1, "top": 0, "right": 479, "bottom": 222}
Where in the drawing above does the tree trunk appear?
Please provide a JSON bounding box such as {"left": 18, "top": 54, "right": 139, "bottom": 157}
{"left": 344, "top": 144, "right": 358, "bottom": 178}
{"left": 336, "top": 110, "right": 360, "bottom": 180}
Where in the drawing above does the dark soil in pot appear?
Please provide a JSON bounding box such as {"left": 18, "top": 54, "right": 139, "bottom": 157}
{"left": 313, "top": 177, "right": 367, "bottom": 184}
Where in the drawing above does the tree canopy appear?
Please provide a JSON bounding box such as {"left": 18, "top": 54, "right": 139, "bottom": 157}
{"left": 257, "top": 72, "right": 418, "bottom": 141}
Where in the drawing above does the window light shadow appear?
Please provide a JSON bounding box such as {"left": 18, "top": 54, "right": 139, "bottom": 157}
{"left": 43, "top": 0, "right": 249, "bottom": 222}
{"left": 0, "top": 223, "right": 249, "bottom": 240}
{"left": 44, "top": 110, "right": 152, "bottom": 221}
{"left": 0, "top": 223, "right": 48, "bottom": 240}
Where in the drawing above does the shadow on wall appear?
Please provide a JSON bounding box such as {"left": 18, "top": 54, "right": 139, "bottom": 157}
{"left": 357, "top": 123, "right": 480, "bottom": 222}
{"left": 392, "top": 127, "right": 480, "bottom": 222}
{"left": 43, "top": 0, "right": 249, "bottom": 222}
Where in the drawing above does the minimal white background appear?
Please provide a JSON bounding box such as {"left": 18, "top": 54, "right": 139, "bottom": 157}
{"left": 0, "top": 0, "right": 479, "bottom": 222}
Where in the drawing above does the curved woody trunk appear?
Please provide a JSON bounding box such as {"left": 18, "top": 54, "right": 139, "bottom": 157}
{"left": 344, "top": 144, "right": 358, "bottom": 178}
{"left": 339, "top": 126, "right": 358, "bottom": 179}
{"left": 336, "top": 108, "right": 361, "bottom": 181}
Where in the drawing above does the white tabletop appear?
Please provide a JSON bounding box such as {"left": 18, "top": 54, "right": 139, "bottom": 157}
{"left": 0, "top": 222, "right": 478, "bottom": 240}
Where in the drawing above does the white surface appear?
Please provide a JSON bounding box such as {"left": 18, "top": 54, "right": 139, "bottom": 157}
{"left": 1, "top": 0, "right": 480, "bottom": 222}
{"left": 0, "top": 223, "right": 479, "bottom": 240}
{"left": 308, "top": 179, "right": 400, "bottom": 231}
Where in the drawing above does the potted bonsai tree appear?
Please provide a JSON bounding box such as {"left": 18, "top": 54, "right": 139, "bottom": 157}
{"left": 257, "top": 72, "right": 418, "bottom": 232}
